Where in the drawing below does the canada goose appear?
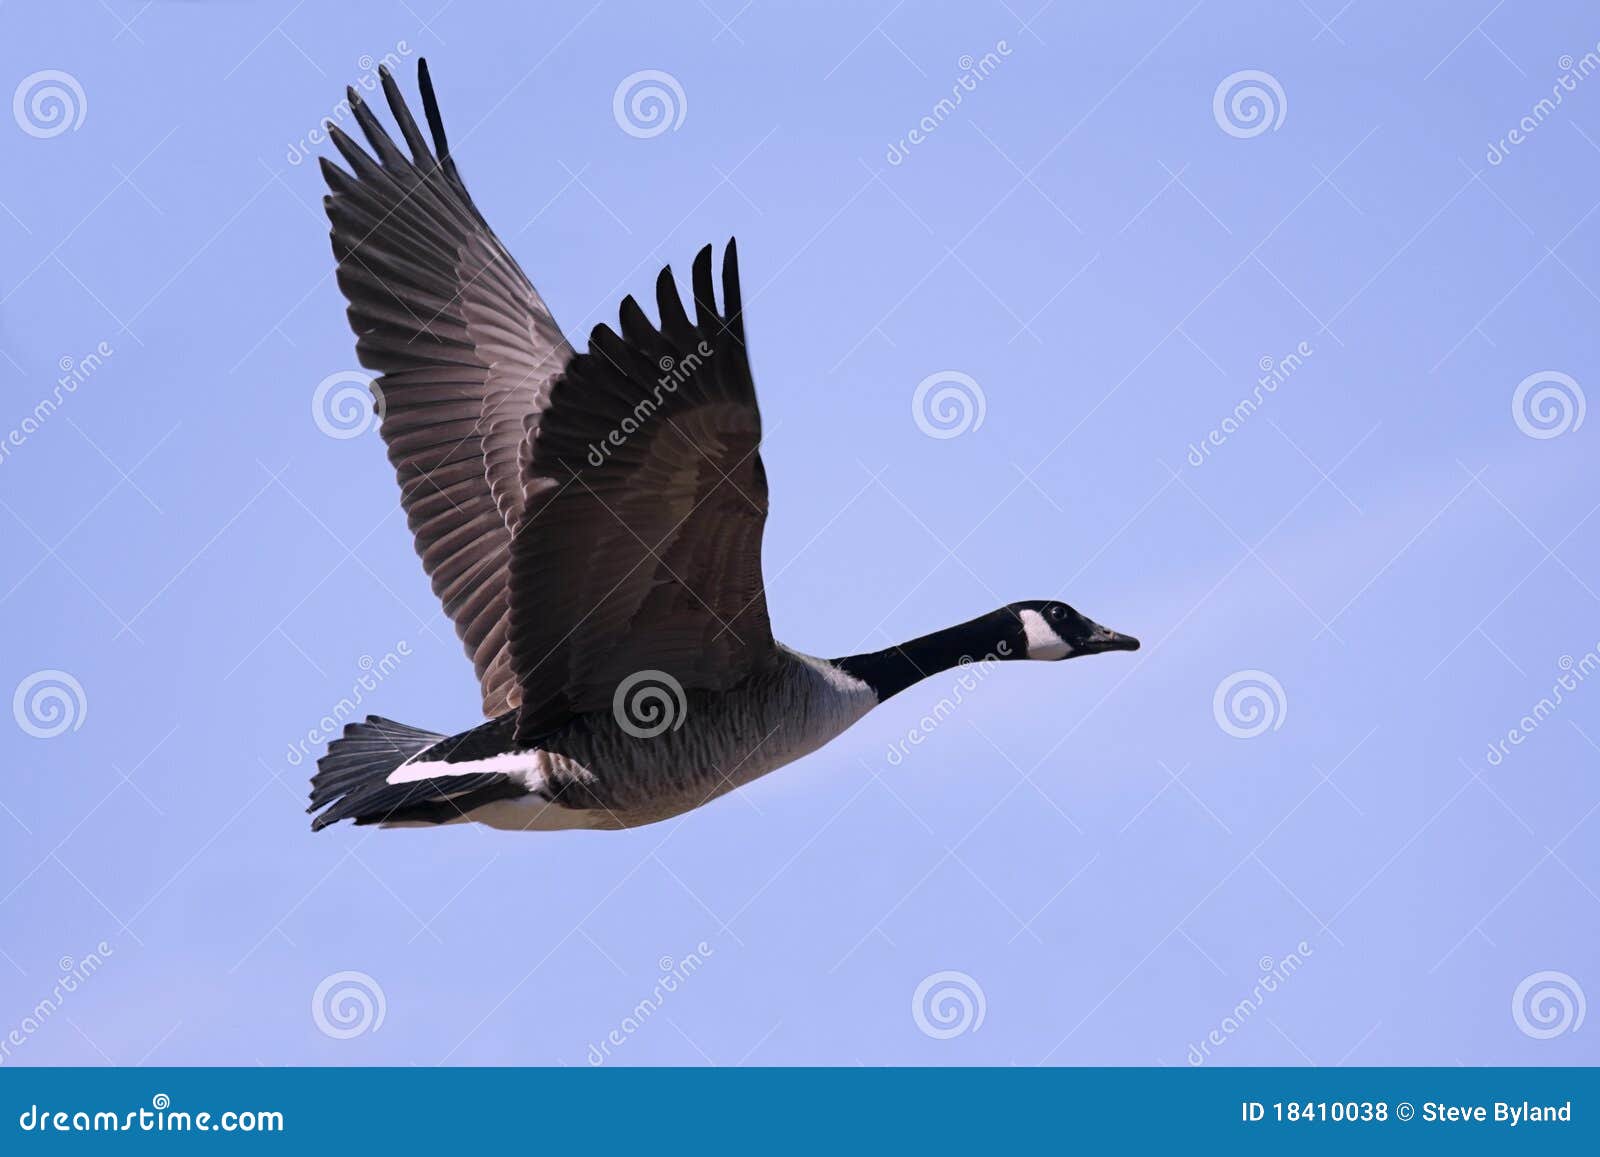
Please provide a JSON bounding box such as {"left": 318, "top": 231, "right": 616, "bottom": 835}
{"left": 307, "top": 62, "right": 1138, "bottom": 833}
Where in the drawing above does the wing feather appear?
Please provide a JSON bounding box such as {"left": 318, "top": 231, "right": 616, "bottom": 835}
{"left": 320, "top": 61, "right": 572, "bottom": 716}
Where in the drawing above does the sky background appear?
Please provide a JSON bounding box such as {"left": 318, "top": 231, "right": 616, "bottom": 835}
{"left": 1, "top": 0, "right": 1597, "bottom": 1067}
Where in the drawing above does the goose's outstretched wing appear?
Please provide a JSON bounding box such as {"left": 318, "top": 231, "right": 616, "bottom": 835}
{"left": 508, "top": 241, "right": 775, "bottom": 743}
{"left": 319, "top": 60, "right": 570, "bottom": 716}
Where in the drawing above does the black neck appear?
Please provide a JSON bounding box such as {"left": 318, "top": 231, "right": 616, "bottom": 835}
{"left": 831, "top": 611, "right": 1020, "bottom": 701}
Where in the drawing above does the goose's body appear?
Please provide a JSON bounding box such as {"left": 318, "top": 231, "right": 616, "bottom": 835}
{"left": 308, "top": 62, "right": 1138, "bottom": 834}
{"left": 322, "top": 648, "right": 875, "bottom": 831}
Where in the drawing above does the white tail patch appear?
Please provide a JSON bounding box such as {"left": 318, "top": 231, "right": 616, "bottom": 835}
{"left": 386, "top": 751, "right": 541, "bottom": 786}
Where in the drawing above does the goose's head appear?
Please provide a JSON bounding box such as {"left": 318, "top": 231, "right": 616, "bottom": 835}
{"left": 1005, "top": 600, "right": 1140, "bottom": 661}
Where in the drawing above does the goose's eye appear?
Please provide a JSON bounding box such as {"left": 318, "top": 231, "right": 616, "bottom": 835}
{"left": 1048, "top": 605, "right": 1065, "bottom": 621}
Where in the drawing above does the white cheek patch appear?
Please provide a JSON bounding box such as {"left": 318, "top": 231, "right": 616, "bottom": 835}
{"left": 1019, "top": 609, "right": 1073, "bottom": 660}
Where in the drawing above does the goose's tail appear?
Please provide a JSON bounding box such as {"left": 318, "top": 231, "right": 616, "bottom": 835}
{"left": 308, "top": 716, "right": 444, "bottom": 831}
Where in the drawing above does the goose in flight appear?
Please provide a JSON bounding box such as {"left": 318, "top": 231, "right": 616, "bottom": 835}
{"left": 308, "top": 61, "right": 1138, "bottom": 833}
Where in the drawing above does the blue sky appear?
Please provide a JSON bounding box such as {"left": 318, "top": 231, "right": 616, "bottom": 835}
{"left": 0, "top": 0, "right": 1597, "bottom": 1066}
